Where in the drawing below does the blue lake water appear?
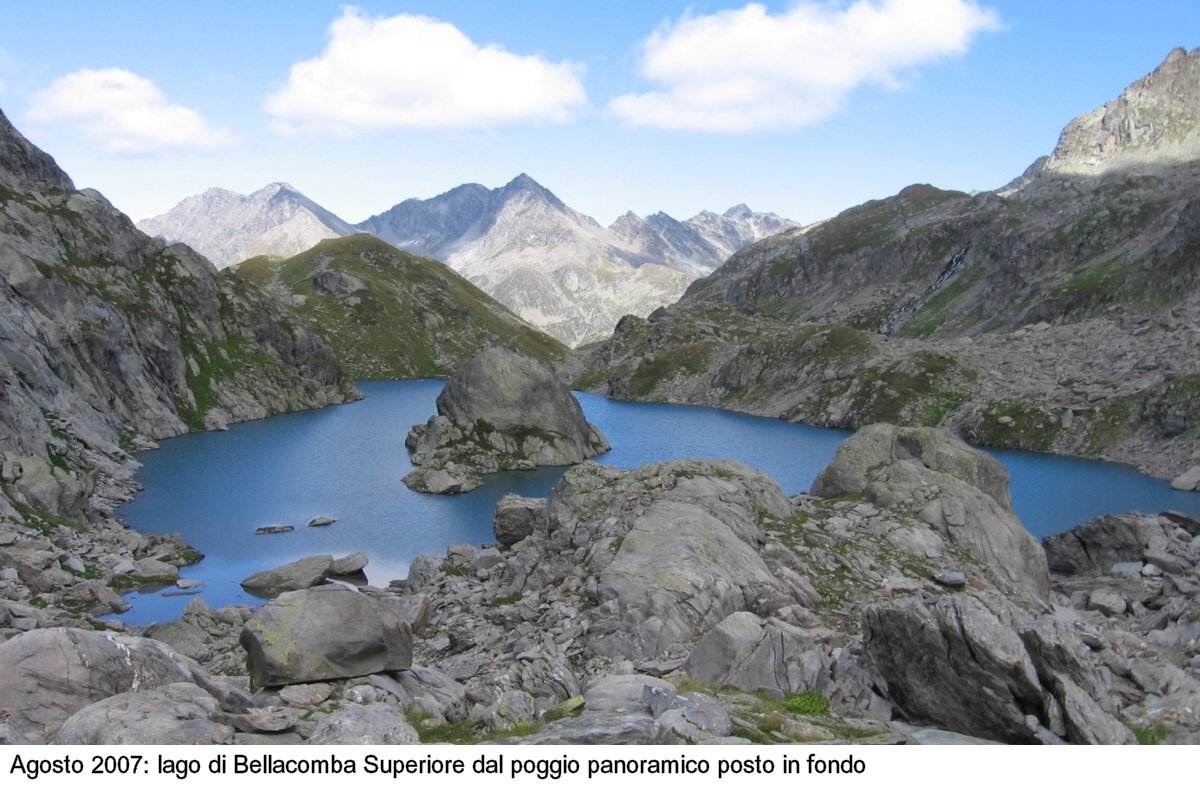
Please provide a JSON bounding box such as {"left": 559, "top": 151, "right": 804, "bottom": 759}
{"left": 115, "top": 380, "right": 1200, "bottom": 625}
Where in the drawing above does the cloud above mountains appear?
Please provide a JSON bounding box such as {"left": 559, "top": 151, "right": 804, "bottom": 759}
{"left": 265, "top": 8, "right": 587, "bottom": 133}
{"left": 610, "top": 0, "right": 1001, "bottom": 132}
{"left": 28, "top": 68, "right": 237, "bottom": 155}
{"left": 22, "top": 1, "right": 1001, "bottom": 152}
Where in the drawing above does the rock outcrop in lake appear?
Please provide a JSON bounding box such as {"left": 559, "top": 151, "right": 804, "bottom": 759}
{"left": 404, "top": 346, "right": 610, "bottom": 494}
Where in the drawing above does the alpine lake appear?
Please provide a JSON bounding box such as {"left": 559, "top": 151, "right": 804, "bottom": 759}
{"left": 114, "top": 380, "right": 1200, "bottom": 624}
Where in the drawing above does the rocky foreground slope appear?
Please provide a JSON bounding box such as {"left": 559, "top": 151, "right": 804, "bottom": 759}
{"left": 3, "top": 424, "right": 1196, "bottom": 745}
{"left": 0, "top": 107, "right": 358, "bottom": 623}
{"left": 574, "top": 48, "right": 1200, "bottom": 483}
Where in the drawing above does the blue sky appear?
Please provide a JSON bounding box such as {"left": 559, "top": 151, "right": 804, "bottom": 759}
{"left": 2, "top": 1, "right": 1197, "bottom": 226}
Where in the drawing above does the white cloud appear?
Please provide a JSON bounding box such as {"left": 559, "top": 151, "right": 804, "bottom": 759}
{"left": 610, "top": 0, "right": 1001, "bottom": 133}
{"left": 28, "top": 68, "right": 236, "bottom": 155}
{"left": 265, "top": 8, "right": 586, "bottom": 133}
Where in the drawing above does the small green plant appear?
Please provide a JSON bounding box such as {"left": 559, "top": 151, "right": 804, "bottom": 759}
{"left": 1129, "top": 720, "right": 1169, "bottom": 745}
{"left": 783, "top": 690, "right": 830, "bottom": 716}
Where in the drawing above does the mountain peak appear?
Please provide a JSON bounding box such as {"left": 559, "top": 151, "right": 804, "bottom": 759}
{"left": 0, "top": 108, "right": 74, "bottom": 195}
{"left": 724, "top": 203, "right": 752, "bottom": 217}
{"left": 496, "top": 172, "right": 566, "bottom": 213}
{"left": 1045, "top": 46, "right": 1200, "bottom": 175}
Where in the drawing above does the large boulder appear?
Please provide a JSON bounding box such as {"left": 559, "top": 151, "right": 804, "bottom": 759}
{"left": 863, "top": 592, "right": 1134, "bottom": 744}
{"left": 685, "top": 612, "right": 829, "bottom": 698}
{"left": 530, "top": 460, "right": 797, "bottom": 661}
{"left": 239, "top": 585, "right": 412, "bottom": 689}
{"left": 0, "top": 628, "right": 239, "bottom": 743}
{"left": 813, "top": 424, "right": 1049, "bottom": 601}
{"left": 53, "top": 683, "right": 234, "bottom": 745}
{"left": 241, "top": 555, "right": 333, "bottom": 596}
{"left": 493, "top": 494, "right": 547, "bottom": 545}
{"left": 404, "top": 346, "right": 609, "bottom": 494}
{"left": 306, "top": 702, "right": 419, "bottom": 744}
{"left": 1042, "top": 513, "right": 1174, "bottom": 576}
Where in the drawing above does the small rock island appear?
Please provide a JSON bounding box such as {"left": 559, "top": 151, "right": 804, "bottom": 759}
{"left": 404, "top": 346, "right": 610, "bottom": 494}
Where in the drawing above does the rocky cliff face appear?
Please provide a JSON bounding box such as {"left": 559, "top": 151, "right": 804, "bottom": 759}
{"left": 404, "top": 346, "right": 609, "bottom": 493}
{"left": 0, "top": 107, "right": 358, "bottom": 618}
{"left": 1045, "top": 47, "right": 1200, "bottom": 176}
{"left": 574, "top": 49, "right": 1200, "bottom": 482}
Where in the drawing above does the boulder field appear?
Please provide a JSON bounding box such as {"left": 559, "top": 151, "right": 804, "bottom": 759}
{"left": 1, "top": 423, "right": 1198, "bottom": 745}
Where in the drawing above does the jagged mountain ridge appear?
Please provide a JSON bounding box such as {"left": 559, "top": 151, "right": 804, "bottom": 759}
{"left": 143, "top": 174, "right": 795, "bottom": 347}
{"left": 574, "top": 48, "right": 1200, "bottom": 481}
{"left": 235, "top": 234, "right": 568, "bottom": 380}
{"left": 137, "top": 182, "right": 359, "bottom": 268}
{"left": 361, "top": 174, "right": 795, "bottom": 346}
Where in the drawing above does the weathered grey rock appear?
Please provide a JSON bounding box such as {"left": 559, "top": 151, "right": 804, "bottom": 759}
{"left": 863, "top": 593, "right": 1134, "bottom": 744}
{"left": 54, "top": 683, "right": 234, "bottom": 745}
{"left": 644, "top": 685, "right": 732, "bottom": 740}
{"left": 392, "top": 667, "right": 469, "bottom": 723}
{"left": 381, "top": 593, "right": 433, "bottom": 630}
{"left": 490, "top": 713, "right": 683, "bottom": 745}
{"left": 685, "top": 612, "right": 828, "bottom": 697}
{"left": 584, "top": 674, "right": 670, "bottom": 714}
{"left": 1043, "top": 513, "right": 1170, "bottom": 576}
{"left": 330, "top": 552, "right": 368, "bottom": 577}
{"left": 404, "top": 347, "right": 609, "bottom": 493}
{"left": 905, "top": 728, "right": 1003, "bottom": 745}
{"left": 307, "top": 515, "right": 336, "bottom": 527}
{"left": 306, "top": 702, "right": 419, "bottom": 744}
{"left": 279, "top": 682, "right": 334, "bottom": 707}
{"left": 312, "top": 268, "right": 366, "bottom": 297}
{"left": 1170, "top": 465, "right": 1200, "bottom": 491}
{"left": 239, "top": 585, "right": 412, "bottom": 688}
{"left": 405, "top": 555, "right": 443, "bottom": 590}
{"left": 493, "top": 494, "right": 546, "bottom": 545}
{"left": 403, "top": 463, "right": 482, "bottom": 495}
{"left": 240, "top": 555, "right": 332, "bottom": 596}
{"left": 1088, "top": 590, "right": 1127, "bottom": 617}
{"left": 1111, "top": 561, "right": 1144, "bottom": 578}
{"left": 0, "top": 628, "right": 238, "bottom": 743}
{"left": 813, "top": 424, "right": 1050, "bottom": 601}
{"left": 129, "top": 557, "right": 180, "bottom": 582}
{"left": 934, "top": 570, "right": 967, "bottom": 587}
{"left": 255, "top": 525, "right": 295, "bottom": 535}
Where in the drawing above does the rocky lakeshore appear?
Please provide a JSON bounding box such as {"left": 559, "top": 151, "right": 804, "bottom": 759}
{"left": 3, "top": 423, "right": 1197, "bottom": 745}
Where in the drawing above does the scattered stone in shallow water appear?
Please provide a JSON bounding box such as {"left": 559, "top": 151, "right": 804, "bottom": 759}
{"left": 255, "top": 525, "right": 294, "bottom": 535}
{"left": 307, "top": 515, "right": 336, "bottom": 527}
{"left": 241, "top": 555, "right": 333, "bottom": 597}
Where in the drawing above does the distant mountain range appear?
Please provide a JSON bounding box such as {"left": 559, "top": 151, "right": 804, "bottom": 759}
{"left": 137, "top": 183, "right": 359, "bottom": 270}
{"left": 137, "top": 176, "right": 795, "bottom": 346}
